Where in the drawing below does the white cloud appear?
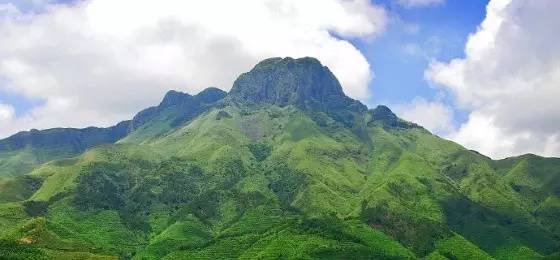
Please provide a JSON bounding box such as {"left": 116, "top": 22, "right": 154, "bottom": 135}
{"left": 0, "top": 102, "right": 14, "bottom": 121}
{"left": 426, "top": 0, "right": 560, "bottom": 158}
{"left": 448, "top": 112, "right": 560, "bottom": 159}
{"left": 0, "top": 0, "right": 387, "bottom": 138}
{"left": 0, "top": 3, "right": 20, "bottom": 19}
{"left": 394, "top": 97, "right": 455, "bottom": 135}
{"left": 397, "top": 0, "right": 444, "bottom": 8}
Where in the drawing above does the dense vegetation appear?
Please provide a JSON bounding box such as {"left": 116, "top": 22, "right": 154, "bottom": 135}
{"left": 0, "top": 57, "right": 559, "bottom": 259}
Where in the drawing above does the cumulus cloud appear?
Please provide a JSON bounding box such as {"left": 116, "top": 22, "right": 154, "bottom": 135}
{"left": 0, "top": 103, "right": 14, "bottom": 121}
{"left": 0, "top": 0, "right": 387, "bottom": 138}
{"left": 394, "top": 97, "right": 455, "bottom": 135}
{"left": 0, "top": 3, "right": 20, "bottom": 19}
{"left": 426, "top": 0, "right": 560, "bottom": 158}
{"left": 397, "top": 0, "right": 444, "bottom": 8}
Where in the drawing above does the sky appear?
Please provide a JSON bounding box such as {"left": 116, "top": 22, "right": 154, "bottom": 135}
{"left": 0, "top": 0, "right": 559, "bottom": 159}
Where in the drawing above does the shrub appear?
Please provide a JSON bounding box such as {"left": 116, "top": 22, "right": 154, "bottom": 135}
{"left": 215, "top": 110, "right": 232, "bottom": 120}
{"left": 267, "top": 166, "right": 307, "bottom": 207}
{"left": 74, "top": 163, "right": 132, "bottom": 210}
{"left": 361, "top": 202, "right": 452, "bottom": 256}
{"left": 23, "top": 200, "right": 49, "bottom": 217}
{"left": 0, "top": 240, "right": 48, "bottom": 260}
{"left": 160, "top": 163, "right": 204, "bottom": 205}
{"left": 248, "top": 143, "right": 272, "bottom": 162}
{"left": 214, "top": 159, "right": 246, "bottom": 187}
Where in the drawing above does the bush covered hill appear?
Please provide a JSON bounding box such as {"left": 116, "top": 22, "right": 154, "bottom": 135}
{"left": 0, "top": 87, "right": 226, "bottom": 178}
{"left": 0, "top": 57, "right": 559, "bottom": 259}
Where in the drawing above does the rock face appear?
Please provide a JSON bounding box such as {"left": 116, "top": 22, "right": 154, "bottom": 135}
{"left": 228, "top": 57, "right": 415, "bottom": 129}
{"left": 230, "top": 57, "right": 365, "bottom": 110}
{"left": 368, "top": 105, "right": 417, "bottom": 129}
{"left": 229, "top": 57, "right": 367, "bottom": 126}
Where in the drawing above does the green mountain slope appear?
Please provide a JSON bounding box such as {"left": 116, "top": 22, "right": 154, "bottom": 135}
{"left": 0, "top": 88, "right": 226, "bottom": 179}
{"left": 0, "top": 122, "right": 130, "bottom": 179}
{"left": 0, "top": 57, "right": 559, "bottom": 259}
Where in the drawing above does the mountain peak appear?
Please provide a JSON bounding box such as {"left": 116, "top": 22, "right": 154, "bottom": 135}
{"left": 229, "top": 57, "right": 350, "bottom": 109}
{"left": 371, "top": 105, "right": 397, "bottom": 121}
{"left": 160, "top": 90, "right": 193, "bottom": 107}
{"left": 195, "top": 87, "right": 227, "bottom": 104}
{"left": 250, "top": 57, "right": 325, "bottom": 73}
{"left": 369, "top": 105, "right": 418, "bottom": 129}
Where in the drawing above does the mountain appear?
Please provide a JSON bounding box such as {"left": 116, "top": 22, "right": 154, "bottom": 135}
{"left": 229, "top": 57, "right": 365, "bottom": 112}
{"left": 122, "top": 87, "right": 226, "bottom": 143}
{"left": 0, "top": 57, "right": 559, "bottom": 259}
{"left": 0, "top": 88, "right": 226, "bottom": 178}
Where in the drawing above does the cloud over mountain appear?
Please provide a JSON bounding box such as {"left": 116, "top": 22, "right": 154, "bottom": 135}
{"left": 394, "top": 97, "right": 455, "bottom": 135}
{"left": 0, "top": 0, "right": 386, "bottom": 138}
{"left": 426, "top": 0, "right": 560, "bottom": 158}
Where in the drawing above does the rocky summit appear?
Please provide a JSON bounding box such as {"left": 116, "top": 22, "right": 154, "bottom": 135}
{"left": 0, "top": 57, "right": 559, "bottom": 259}
{"left": 230, "top": 57, "right": 349, "bottom": 106}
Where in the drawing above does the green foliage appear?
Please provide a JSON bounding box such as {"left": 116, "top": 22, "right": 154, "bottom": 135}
{"left": 0, "top": 240, "right": 48, "bottom": 260}
{"left": 361, "top": 202, "right": 452, "bottom": 256}
{"left": 215, "top": 110, "right": 232, "bottom": 120}
{"left": 536, "top": 196, "right": 560, "bottom": 235}
{"left": 441, "top": 195, "right": 559, "bottom": 257}
{"left": 46, "top": 198, "right": 145, "bottom": 256}
{"left": 431, "top": 234, "right": 493, "bottom": 260}
{"left": 267, "top": 166, "right": 306, "bottom": 207}
{"left": 158, "top": 161, "right": 205, "bottom": 205}
{"left": 0, "top": 175, "right": 43, "bottom": 203}
{"left": 248, "top": 142, "right": 272, "bottom": 161}
{"left": 74, "top": 163, "right": 132, "bottom": 210}
{"left": 298, "top": 215, "right": 362, "bottom": 243}
{"left": 0, "top": 121, "right": 132, "bottom": 179}
{"left": 22, "top": 200, "right": 49, "bottom": 217}
{"left": 214, "top": 158, "right": 247, "bottom": 188}
{"left": 70, "top": 157, "right": 250, "bottom": 234}
{"left": 2, "top": 61, "right": 560, "bottom": 259}
{"left": 135, "top": 217, "right": 212, "bottom": 259}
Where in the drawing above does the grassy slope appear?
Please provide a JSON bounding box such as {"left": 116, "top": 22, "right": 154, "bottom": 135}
{"left": 0, "top": 123, "right": 133, "bottom": 180}
{"left": 0, "top": 105, "right": 558, "bottom": 259}
{"left": 0, "top": 146, "right": 76, "bottom": 179}
{"left": 363, "top": 126, "right": 559, "bottom": 258}
{"left": 120, "top": 108, "right": 195, "bottom": 144}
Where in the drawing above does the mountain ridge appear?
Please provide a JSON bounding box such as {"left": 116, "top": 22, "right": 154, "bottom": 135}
{"left": 0, "top": 57, "right": 559, "bottom": 259}
{"left": 0, "top": 87, "right": 227, "bottom": 178}
{"left": 0, "top": 57, "right": 555, "bottom": 180}
{"left": 0, "top": 57, "right": 417, "bottom": 179}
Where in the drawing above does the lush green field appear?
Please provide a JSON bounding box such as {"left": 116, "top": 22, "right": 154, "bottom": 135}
{"left": 0, "top": 57, "right": 558, "bottom": 259}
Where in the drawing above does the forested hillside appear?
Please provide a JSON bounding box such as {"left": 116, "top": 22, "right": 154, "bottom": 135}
{"left": 0, "top": 57, "right": 558, "bottom": 259}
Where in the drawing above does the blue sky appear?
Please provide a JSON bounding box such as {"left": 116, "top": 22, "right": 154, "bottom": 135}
{"left": 359, "top": 0, "right": 489, "bottom": 129}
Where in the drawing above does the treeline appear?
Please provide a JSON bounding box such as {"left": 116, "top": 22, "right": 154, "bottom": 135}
{"left": 73, "top": 158, "right": 247, "bottom": 231}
